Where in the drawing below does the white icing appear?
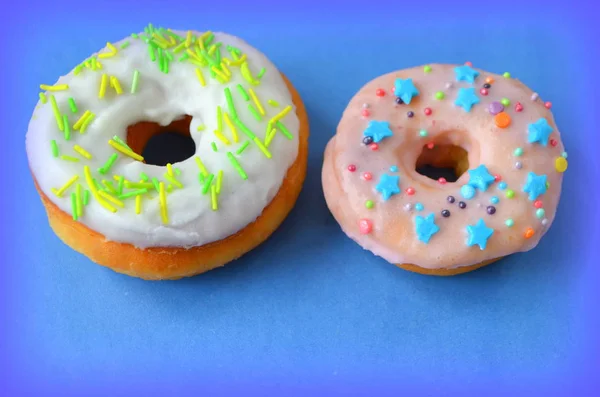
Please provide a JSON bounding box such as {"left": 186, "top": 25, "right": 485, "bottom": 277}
{"left": 26, "top": 30, "right": 300, "bottom": 249}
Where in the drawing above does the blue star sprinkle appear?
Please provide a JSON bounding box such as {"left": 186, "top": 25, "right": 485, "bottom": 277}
{"left": 527, "top": 118, "right": 553, "bottom": 146}
{"left": 522, "top": 172, "right": 548, "bottom": 201}
{"left": 363, "top": 120, "right": 393, "bottom": 143}
{"left": 394, "top": 78, "right": 420, "bottom": 104}
{"left": 467, "top": 165, "right": 495, "bottom": 192}
{"left": 375, "top": 174, "right": 401, "bottom": 201}
{"left": 466, "top": 218, "right": 494, "bottom": 250}
{"left": 454, "top": 65, "right": 480, "bottom": 83}
{"left": 414, "top": 213, "right": 440, "bottom": 244}
{"left": 455, "top": 87, "right": 480, "bottom": 112}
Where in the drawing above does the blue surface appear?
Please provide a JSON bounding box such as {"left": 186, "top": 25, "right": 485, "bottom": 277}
{"left": 3, "top": 1, "right": 600, "bottom": 395}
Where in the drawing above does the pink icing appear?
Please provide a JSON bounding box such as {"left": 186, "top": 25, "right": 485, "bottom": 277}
{"left": 322, "top": 64, "right": 567, "bottom": 270}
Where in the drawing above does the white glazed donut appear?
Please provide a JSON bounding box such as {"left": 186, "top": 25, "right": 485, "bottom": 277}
{"left": 26, "top": 25, "right": 309, "bottom": 279}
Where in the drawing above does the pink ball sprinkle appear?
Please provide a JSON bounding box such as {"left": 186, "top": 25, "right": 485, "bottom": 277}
{"left": 494, "top": 174, "right": 502, "bottom": 182}
{"left": 544, "top": 101, "right": 552, "bottom": 109}
{"left": 426, "top": 142, "right": 435, "bottom": 149}
{"left": 465, "top": 61, "right": 473, "bottom": 66}
{"left": 550, "top": 139, "right": 558, "bottom": 147}
{"left": 363, "top": 172, "right": 372, "bottom": 181}
{"left": 370, "top": 143, "right": 379, "bottom": 151}
{"left": 438, "top": 177, "right": 447, "bottom": 184}
{"left": 359, "top": 219, "right": 373, "bottom": 234}
{"left": 361, "top": 109, "right": 370, "bottom": 117}
{"left": 534, "top": 200, "right": 543, "bottom": 209}
{"left": 480, "top": 88, "right": 488, "bottom": 96}
{"left": 406, "top": 187, "right": 416, "bottom": 195}
{"left": 376, "top": 88, "right": 385, "bottom": 97}
{"left": 515, "top": 102, "right": 524, "bottom": 112}
{"left": 424, "top": 107, "right": 432, "bottom": 116}
{"left": 347, "top": 164, "right": 356, "bottom": 172}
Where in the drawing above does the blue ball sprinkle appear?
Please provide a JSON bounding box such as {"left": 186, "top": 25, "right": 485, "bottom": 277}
{"left": 490, "top": 196, "right": 499, "bottom": 204}
{"left": 460, "top": 185, "right": 476, "bottom": 200}
{"left": 497, "top": 182, "right": 507, "bottom": 190}
{"left": 390, "top": 165, "right": 398, "bottom": 172}
{"left": 415, "top": 203, "right": 424, "bottom": 211}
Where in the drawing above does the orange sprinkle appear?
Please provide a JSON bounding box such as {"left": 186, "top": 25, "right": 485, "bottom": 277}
{"left": 485, "top": 77, "right": 494, "bottom": 84}
{"left": 494, "top": 112, "right": 511, "bottom": 128}
{"left": 524, "top": 227, "right": 535, "bottom": 239}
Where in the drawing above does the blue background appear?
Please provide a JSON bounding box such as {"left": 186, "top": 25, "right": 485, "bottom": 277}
{"left": 3, "top": 0, "right": 600, "bottom": 395}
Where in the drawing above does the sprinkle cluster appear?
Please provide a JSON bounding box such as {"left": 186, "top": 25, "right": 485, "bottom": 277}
{"left": 39, "top": 24, "right": 295, "bottom": 224}
{"left": 349, "top": 62, "right": 568, "bottom": 250}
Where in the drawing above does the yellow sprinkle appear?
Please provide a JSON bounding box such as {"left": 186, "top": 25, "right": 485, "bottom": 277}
{"left": 185, "top": 31, "right": 193, "bottom": 47}
{"left": 73, "top": 144, "right": 92, "bottom": 159}
{"left": 39, "top": 92, "right": 47, "bottom": 104}
{"left": 168, "top": 35, "right": 177, "bottom": 46}
{"left": 220, "top": 61, "right": 231, "bottom": 77}
{"left": 40, "top": 84, "right": 69, "bottom": 91}
{"left": 124, "top": 181, "right": 154, "bottom": 189}
{"left": 112, "top": 175, "right": 131, "bottom": 183}
{"left": 211, "top": 185, "right": 218, "bottom": 211}
{"left": 60, "top": 155, "right": 80, "bottom": 162}
{"left": 208, "top": 44, "right": 218, "bottom": 56}
{"left": 199, "top": 31, "right": 212, "bottom": 41}
{"left": 253, "top": 137, "right": 272, "bottom": 159}
{"left": 107, "top": 42, "right": 118, "bottom": 53}
{"left": 108, "top": 140, "right": 144, "bottom": 161}
{"left": 98, "top": 190, "right": 125, "bottom": 208}
{"left": 97, "top": 198, "right": 118, "bottom": 213}
{"left": 194, "top": 156, "right": 209, "bottom": 176}
{"left": 197, "top": 124, "right": 206, "bottom": 131}
{"left": 214, "top": 130, "right": 231, "bottom": 145}
{"left": 49, "top": 95, "right": 64, "bottom": 131}
{"left": 223, "top": 58, "right": 232, "bottom": 66}
{"left": 198, "top": 37, "right": 206, "bottom": 51}
{"left": 53, "top": 175, "right": 79, "bottom": 197}
{"left": 80, "top": 113, "right": 96, "bottom": 133}
{"left": 152, "top": 33, "right": 169, "bottom": 46}
{"left": 96, "top": 60, "right": 103, "bottom": 69}
{"left": 167, "top": 163, "right": 174, "bottom": 176}
{"left": 267, "top": 99, "right": 279, "bottom": 107}
{"left": 164, "top": 173, "right": 183, "bottom": 189}
{"left": 173, "top": 41, "right": 187, "bottom": 53}
{"left": 73, "top": 110, "right": 91, "bottom": 130}
{"left": 223, "top": 112, "right": 238, "bottom": 143}
{"left": 194, "top": 68, "right": 206, "bottom": 86}
{"left": 227, "top": 54, "right": 247, "bottom": 66}
{"left": 98, "top": 42, "right": 117, "bottom": 58}
{"left": 265, "top": 128, "right": 277, "bottom": 147}
{"left": 135, "top": 194, "right": 142, "bottom": 214}
{"left": 186, "top": 49, "right": 202, "bottom": 62}
{"left": 83, "top": 166, "right": 98, "bottom": 195}
{"left": 240, "top": 61, "right": 260, "bottom": 85}
{"left": 211, "top": 66, "right": 228, "bottom": 82}
{"left": 102, "top": 180, "right": 118, "bottom": 194}
{"left": 159, "top": 182, "right": 168, "bottom": 224}
{"left": 75, "top": 183, "right": 83, "bottom": 218}
{"left": 110, "top": 76, "right": 124, "bottom": 95}
{"left": 270, "top": 105, "right": 292, "bottom": 124}
{"left": 98, "top": 73, "right": 109, "bottom": 98}
{"left": 216, "top": 170, "right": 223, "bottom": 194}
{"left": 248, "top": 88, "right": 266, "bottom": 116}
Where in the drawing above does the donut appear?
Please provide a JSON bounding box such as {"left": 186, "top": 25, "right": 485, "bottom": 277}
{"left": 26, "top": 24, "right": 309, "bottom": 280}
{"left": 322, "top": 63, "right": 567, "bottom": 276}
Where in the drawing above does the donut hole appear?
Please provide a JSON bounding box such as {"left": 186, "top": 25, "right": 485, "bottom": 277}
{"left": 126, "top": 115, "right": 195, "bottom": 166}
{"left": 415, "top": 143, "right": 469, "bottom": 183}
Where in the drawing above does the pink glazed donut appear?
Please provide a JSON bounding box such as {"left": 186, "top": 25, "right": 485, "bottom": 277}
{"left": 322, "top": 63, "right": 568, "bottom": 276}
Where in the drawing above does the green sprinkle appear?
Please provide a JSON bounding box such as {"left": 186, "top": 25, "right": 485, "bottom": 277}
{"left": 237, "top": 84, "right": 250, "bottom": 101}
{"left": 202, "top": 173, "right": 215, "bottom": 194}
{"left": 211, "top": 142, "right": 218, "bottom": 152}
{"left": 204, "top": 33, "right": 215, "bottom": 46}
{"left": 365, "top": 200, "right": 374, "bottom": 209}
{"left": 102, "top": 180, "right": 117, "bottom": 194}
{"left": 151, "top": 177, "right": 160, "bottom": 193}
{"left": 113, "top": 135, "right": 132, "bottom": 151}
{"left": 505, "top": 189, "right": 515, "bottom": 199}
{"left": 561, "top": 151, "right": 568, "bottom": 158}
{"left": 99, "top": 154, "right": 118, "bottom": 174}
{"left": 63, "top": 115, "right": 71, "bottom": 141}
{"left": 120, "top": 41, "right": 130, "bottom": 49}
{"left": 71, "top": 192, "right": 78, "bottom": 220}
{"left": 226, "top": 152, "right": 248, "bottom": 180}
{"left": 224, "top": 87, "right": 238, "bottom": 119}
{"left": 148, "top": 45, "right": 156, "bottom": 62}
{"left": 236, "top": 141, "right": 250, "bottom": 155}
{"left": 217, "top": 106, "right": 223, "bottom": 132}
{"left": 131, "top": 33, "right": 139, "bottom": 39}
{"left": 140, "top": 172, "right": 149, "bottom": 181}
{"left": 503, "top": 72, "right": 511, "bottom": 78}
{"left": 119, "top": 189, "right": 148, "bottom": 199}
{"left": 501, "top": 98, "right": 510, "bottom": 106}
{"left": 505, "top": 219, "right": 514, "bottom": 227}
{"left": 435, "top": 91, "right": 445, "bottom": 100}
{"left": 60, "top": 155, "right": 79, "bottom": 162}
{"left": 423, "top": 65, "right": 432, "bottom": 73}
{"left": 419, "top": 129, "right": 428, "bottom": 137}
{"left": 536, "top": 208, "right": 545, "bottom": 219}
{"left": 179, "top": 53, "right": 189, "bottom": 62}
{"left": 198, "top": 172, "right": 204, "bottom": 184}
{"left": 174, "top": 168, "right": 181, "bottom": 176}
{"left": 164, "top": 50, "right": 173, "bottom": 61}
{"left": 73, "top": 64, "right": 84, "bottom": 75}
{"left": 83, "top": 190, "right": 90, "bottom": 205}
{"left": 39, "top": 92, "right": 47, "bottom": 104}
{"left": 117, "top": 175, "right": 125, "bottom": 195}
{"left": 248, "top": 104, "right": 262, "bottom": 121}
{"left": 131, "top": 69, "right": 140, "bottom": 94}
{"left": 257, "top": 68, "right": 266, "bottom": 79}
{"left": 275, "top": 121, "right": 293, "bottom": 140}
{"left": 50, "top": 140, "right": 59, "bottom": 157}
{"left": 233, "top": 118, "right": 256, "bottom": 139}
{"left": 67, "top": 98, "right": 78, "bottom": 113}
{"left": 267, "top": 99, "right": 279, "bottom": 107}
{"left": 514, "top": 147, "right": 524, "bottom": 157}
{"left": 93, "top": 178, "right": 102, "bottom": 191}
